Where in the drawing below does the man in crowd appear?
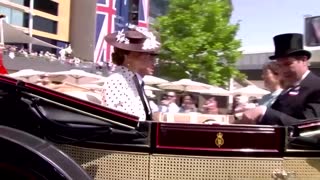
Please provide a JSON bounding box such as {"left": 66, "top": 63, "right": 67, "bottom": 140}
{"left": 236, "top": 33, "right": 320, "bottom": 125}
{"left": 158, "top": 91, "right": 180, "bottom": 113}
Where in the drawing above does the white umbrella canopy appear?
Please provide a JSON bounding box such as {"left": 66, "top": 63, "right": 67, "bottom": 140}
{"left": 143, "top": 75, "right": 169, "bottom": 85}
{"left": 3, "top": 21, "right": 61, "bottom": 49}
{"left": 64, "top": 91, "right": 102, "bottom": 104}
{"left": 47, "top": 69, "right": 104, "bottom": 84}
{"left": 188, "top": 86, "right": 231, "bottom": 96}
{"left": 86, "top": 77, "right": 108, "bottom": 86}
{"left": 144, "top": 85, "right": 162, "bottom": 91}
{"left": 8, "top": 69, "right": 48, "bottom": 83}
{"left": 157, "top": 79, "right": 214, "bottom": 92}
{"left": 81, "top": 83, "right": 104, "bottom": 89}
{"left": 232, "top": 85, "right": 270, "bottom": 97}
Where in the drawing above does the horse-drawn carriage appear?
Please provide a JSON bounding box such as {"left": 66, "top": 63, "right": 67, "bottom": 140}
{"left": 0, "top": 74, "right": 320, "bottom": 180}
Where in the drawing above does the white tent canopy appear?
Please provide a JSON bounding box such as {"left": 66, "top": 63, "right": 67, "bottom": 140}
{"left": 47, "top": 69, "right": 104, "bottom": 84}
{"left": 158, "top": 79, "right": 214, "bottom": 92}
{"left": 232, "top": 85, "right": 270, "bottom": 97}
{"left": 188, "top": 86, "right": 231, "bottom": 96}
{"left": 144, "top": 85, "right": 162, "bottom": 91}
{"left": 2, "top": 21, "right": 61, "bottom": 49}
{"left": 8, "top": 69, "right": 46, "bottom": 77}
{"left": 143, "top": 75, "right": 168, "bottom": 85}
{"left": 8, "top": 69, "right": 47, "bottom": 83}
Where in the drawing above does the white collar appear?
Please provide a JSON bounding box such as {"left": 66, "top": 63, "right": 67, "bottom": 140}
{"left": 114, "top": 66, "right": 135, "bottom": 78}
{"left": 295, "top": 70, "right": 310, "bottom": 86}
{"left": 135, "top": 73, "right": 144, "bottom": 85}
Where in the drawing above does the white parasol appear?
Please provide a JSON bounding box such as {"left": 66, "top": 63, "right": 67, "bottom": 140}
{"left": 231, "top": 85, "right": 270, "bottom": 97}
{"left": 9, "top": 69, "right": 46, "bottom": 77}
{"left": 188, "top": 86, "right": 231, "bottom": 96}
{"left": 64, "top": 91, "right": 102, "bottom": 104}
{"left": 47, "top": 69, "right": 104, "bottom": 84}
{"left": 143, "top": 75, "right": 169, "bottom": 85}
{"left": 157, "top": 79, "right": 213, "bottom": 92}
{"left": 144, "top": 85, "right": 161, "bottom": 91}
{"left": 8, "top": 69, "right": 48, "bottom": 83}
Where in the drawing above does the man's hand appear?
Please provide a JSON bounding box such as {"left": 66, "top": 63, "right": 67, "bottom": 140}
{"left": 233, "top": 106, "right": 267, "bottom": 124}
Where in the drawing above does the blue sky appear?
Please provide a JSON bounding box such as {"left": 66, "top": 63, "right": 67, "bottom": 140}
{"left": 231, "top": 0, "right": 320, "bottom": 50}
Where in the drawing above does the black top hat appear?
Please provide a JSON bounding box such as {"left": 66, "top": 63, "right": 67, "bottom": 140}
{"left": 105, "top": 28, "right": 160, "bottom": 54}
{"left": 269, "top": 33, "right": 311, "bottom": 60}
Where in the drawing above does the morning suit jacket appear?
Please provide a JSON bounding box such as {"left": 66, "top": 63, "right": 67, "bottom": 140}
{"left": 260, "top": 72, "right": 320, "bottom": 126}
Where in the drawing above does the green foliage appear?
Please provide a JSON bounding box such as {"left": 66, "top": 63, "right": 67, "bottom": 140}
{"left": 154, "top": 0, "right": 244, "bottom": 86}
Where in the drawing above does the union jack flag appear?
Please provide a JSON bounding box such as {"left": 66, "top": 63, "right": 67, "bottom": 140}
{"left": 94, "top": 0, "right": 117, "bottom": 64}
{"left": 138, "top": 0, "right": 149, "bottom": 28}
{"left": 94, "top": 0, "right": 150, "bottom": 64}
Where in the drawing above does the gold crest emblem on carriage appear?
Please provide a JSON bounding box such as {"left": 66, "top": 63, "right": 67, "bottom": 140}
{"left": 215, "top": 132, "right": 224, "bottom": 148}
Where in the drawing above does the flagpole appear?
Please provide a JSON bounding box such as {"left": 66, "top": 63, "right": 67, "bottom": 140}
{"left": 228, "top": 77, "right": 234, "bottom": 112}
{"left": 29, "top": 0, "right": 34, "bottom": 54}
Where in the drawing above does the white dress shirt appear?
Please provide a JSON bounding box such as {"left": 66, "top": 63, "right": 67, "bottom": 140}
{"left": 258, "top": 88, "right": 283, "bottom": 107}
{"left": 101, "top": 66, "right": 146, "bottom": 121}
{"left": 159, "top": 103, "right": 180, "bottom": 113}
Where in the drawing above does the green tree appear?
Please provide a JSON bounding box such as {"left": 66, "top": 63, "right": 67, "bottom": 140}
{"left": 154, "top": 0, "right": 244, "bottom": 87}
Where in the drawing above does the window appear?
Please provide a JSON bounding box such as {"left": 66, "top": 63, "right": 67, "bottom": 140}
{"left": 10, "top": 0, "right": 29, "bottom": 6}
{"left": 0, "top": 6, "right": 28, "bottom": 27}
{"left": 34, "top": 0, "right": 58, "bottom": 16}
{"left": 305, "top": 16, "right": 320, "bottom": 47}
{"left": 33, "top": 16, "right": 57, "bottom": 34}
{"left": 8, "top": 0, "right": 58, "bottom": 16}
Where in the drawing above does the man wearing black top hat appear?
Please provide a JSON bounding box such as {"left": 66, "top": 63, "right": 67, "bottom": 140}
{"left": 236, "top": 33, "right": 320, "bottom": 126}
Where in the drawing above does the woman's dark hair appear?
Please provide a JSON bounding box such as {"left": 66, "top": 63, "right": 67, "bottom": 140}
{"left": 111, "top": 47, "right": 129, "bottom": 65}
{"left": 179, "top": 94, "right": 197, "bottom": 107}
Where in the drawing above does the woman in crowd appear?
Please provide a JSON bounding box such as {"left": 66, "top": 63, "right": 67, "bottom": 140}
{"left": 202, "top": 97, "right": 219, "bottom": 114}
{"left": 101, "top": 27, "right": 160, "bottom": 121}
{"left": 179, "top": 94, "right": 198, "bottom": 113}
{"left": 258, "top": 61, "right": 284, "bottom": 107}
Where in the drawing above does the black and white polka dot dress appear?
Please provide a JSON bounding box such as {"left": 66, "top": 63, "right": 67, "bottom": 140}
{"left": 101, "top": 66, "right": 146, "bottom": 121}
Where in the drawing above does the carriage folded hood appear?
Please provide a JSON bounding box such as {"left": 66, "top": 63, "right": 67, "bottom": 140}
{"left": 0, "top": 75, "right": 139, "bottom": 129}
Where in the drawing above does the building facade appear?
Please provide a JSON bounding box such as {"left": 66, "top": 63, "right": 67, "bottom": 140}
{"left": 0, "top": 0, "right": 71, "bottom": 51}
{"left": 0, "top": 0, "right": 150, "bottom": 63}
{"left": 70, "top": 0, "right": 150, "bottom": 63}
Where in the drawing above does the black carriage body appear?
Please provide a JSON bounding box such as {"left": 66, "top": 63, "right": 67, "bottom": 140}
{"left": 0, "top": 75, "right": 320, "bottom": 179}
